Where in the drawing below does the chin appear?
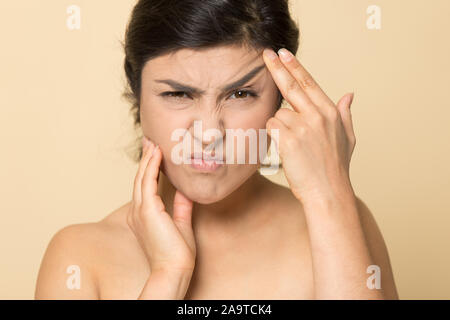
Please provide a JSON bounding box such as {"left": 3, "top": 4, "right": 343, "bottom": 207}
{"left": 164, "top": 164, "right": 255, "bottom": 205}
{"left": 182, "top": 187, "right": 228, "bottom": 205}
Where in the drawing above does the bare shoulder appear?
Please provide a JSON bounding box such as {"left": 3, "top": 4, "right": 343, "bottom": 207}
{"left": 261, "top": 177, "right": 398, "bottom": 299}
{"left": 34, "top": 202, "right": 138, "bottom": 299}
{"left": 353, "top": 196, "right": 400, "bottom": 299}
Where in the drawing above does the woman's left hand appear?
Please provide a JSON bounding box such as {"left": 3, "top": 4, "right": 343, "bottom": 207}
{"left": 262, "top": 48, "right": 356, "bottom": 202}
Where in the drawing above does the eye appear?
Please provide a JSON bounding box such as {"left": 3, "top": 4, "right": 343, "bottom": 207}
{"left": 160, "top": 91, "right": 190, "bottom": 100}
{"left": 229, "top": 89, "right": 258, "bottom": 100}
{"left": 159, "top": 89, "right": 258, "bottom": 101}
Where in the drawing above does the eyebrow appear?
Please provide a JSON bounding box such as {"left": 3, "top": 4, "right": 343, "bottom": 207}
{"left": 153, "top": 64, "right": 266, "bottom": 95}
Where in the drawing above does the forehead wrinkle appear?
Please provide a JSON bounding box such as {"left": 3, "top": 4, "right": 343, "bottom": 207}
{"left": 154, "top": 64, "right": 266, "bottom": 95}
{"left": 155, "top": 50, "right": 265, "bottom": 94}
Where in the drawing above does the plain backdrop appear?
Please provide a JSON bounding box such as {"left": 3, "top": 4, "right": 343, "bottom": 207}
{"left": 1, "top": 0, "right": 449, "bottom": 299}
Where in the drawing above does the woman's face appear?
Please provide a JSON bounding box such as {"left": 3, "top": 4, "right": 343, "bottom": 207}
{"left": 140, "top": 45, "right": 279, "bottom": 204}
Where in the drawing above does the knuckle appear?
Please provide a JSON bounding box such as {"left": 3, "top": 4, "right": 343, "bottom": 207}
{"left": 299, "top": 74, "right": 316, "bottom": 90}
{"left": 266, "top": 117, "right": 277, "bottom": 128}
{"left": 274, "top": 108, "right": 289, "bottom": 120}
{"left": 291, "top": 62, "right": 303, "bottom": 74}
{"left": 311, "top": 112, "right": 326, "bottom": 128}
{"left": 326, "top": 107, "right": 339, "bottom": 122}
{"left": 274, "top": 108, "right": 283, "bottom": 118}
{"left": 285, "top": 79, "right": 300, "bottom": 97}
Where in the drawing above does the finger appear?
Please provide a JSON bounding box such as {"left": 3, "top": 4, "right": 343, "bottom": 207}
{"left": 336, "top": 93, "right": 356, "bottom": 142}
{"left": 277, "top": 48, "right": 335, "bottom": 110}
{"left": 273, "top": 107, "right": 303, "bottom": 130}
{"left": 263, "top": 48, "right": 317, "bottom": 116}
{"left": 133, "top": 139, "right": 155, "bottom": 206}
{"left": 266, "top": 116, "right": 295, "bottom": 156}
{"left": 172, "top": 190, "right": 194, "bottom": 242}
{"left": 141, "top": 144, "right": 163, "bottom": 203}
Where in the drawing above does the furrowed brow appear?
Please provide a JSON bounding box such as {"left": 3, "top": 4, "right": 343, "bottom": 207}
{"left": 154, "top": 64, "right": 266, "bottom": 95}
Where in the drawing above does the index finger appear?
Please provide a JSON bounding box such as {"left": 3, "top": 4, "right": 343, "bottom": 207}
{"left": 277, "top": 48, "right": 335, "bottom": 110}
{"left": 263, "top": 48, "right": 316, "bottom": 115}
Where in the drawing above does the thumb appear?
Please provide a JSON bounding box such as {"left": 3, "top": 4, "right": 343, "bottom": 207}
{"left": 172, "top": 189, "right": 194, "bottom": 241}
{"left": 337, "top": 92, "right": 354, "bottom": 110}
{"left": 336, "top": 92, "right": 356, "bottom": 142}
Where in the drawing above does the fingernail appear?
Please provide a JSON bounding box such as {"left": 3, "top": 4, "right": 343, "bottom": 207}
{"left": 263, "top": 48, "right": 278, "bottom": 61}
{"left": 278, "top": 48, "right": 293, "bottom": 62}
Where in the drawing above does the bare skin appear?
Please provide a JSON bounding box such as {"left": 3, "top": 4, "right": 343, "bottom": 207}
{"left": 35, "top": 172, "right": 315, "bottom": 299}
{"left": 35, "top": 45, "right": 399, "bottom": 300}
{"left": 125, "top": 172, "right": 314, "bottom": 300}
{"left": 34, "top": 170, "right": 397, "bottom": 299}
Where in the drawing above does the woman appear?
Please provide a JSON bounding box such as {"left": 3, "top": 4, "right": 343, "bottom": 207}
{"left": 35, "top": 0, "right": 398, "bottom": 299}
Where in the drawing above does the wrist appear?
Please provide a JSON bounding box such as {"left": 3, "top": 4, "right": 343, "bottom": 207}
{"left": 298, "top": 176, "right": 357, "bottom": 213}
{"left": 139, "top": 267, "right": 194, "bottom": 300}
{"left": 151, "top": 266, "right": 195, "bottom": 276}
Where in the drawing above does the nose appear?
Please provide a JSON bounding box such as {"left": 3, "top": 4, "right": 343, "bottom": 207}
{"left": 191, "top": 109, "right": 225, "bottom": 152}
{"left": 193, "top": 120, "right": 224, "bottom": 150}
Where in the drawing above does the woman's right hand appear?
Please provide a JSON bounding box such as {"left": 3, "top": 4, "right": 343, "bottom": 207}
{"left": 127, "top": 136, "right": 196, "bottom": 275}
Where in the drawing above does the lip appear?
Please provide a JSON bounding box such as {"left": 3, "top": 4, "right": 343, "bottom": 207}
{"left": 189, "top": 153, "right": 224, "bottom": 172}
{"left": 191, "top": 152, "right": 224, "bottom": 162}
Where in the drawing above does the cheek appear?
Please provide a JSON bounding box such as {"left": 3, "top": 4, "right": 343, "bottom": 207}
{"left": 223, "top": 115, "right": 272, "bottom": 165}
{"left": 225, "top": 103, "right": 274, "bottom": 130}
{"left": 141, "top": 99, "right": 188, "bottom": 146}
{"left": 140, "top": 105, "right": 190, "bottom": 172}
{"left": 225, "top": 105, "right": 274, "bottom": 153}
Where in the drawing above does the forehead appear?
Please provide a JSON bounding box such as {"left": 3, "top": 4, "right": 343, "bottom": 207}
{"left": 141, "top": 45, "right": 267, "bottom": 86}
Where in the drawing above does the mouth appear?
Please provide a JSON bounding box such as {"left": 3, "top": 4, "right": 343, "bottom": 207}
{"left": 189, "top": 152, "right": 225, "bottom": 172}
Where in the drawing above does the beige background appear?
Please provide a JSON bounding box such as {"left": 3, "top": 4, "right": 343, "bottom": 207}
{"left": 1, "top": 0, "right": 449, "bottom": 299}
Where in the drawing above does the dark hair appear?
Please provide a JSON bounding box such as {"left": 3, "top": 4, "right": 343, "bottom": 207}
{"left": 121, "top": 0, "right": 300, "bottom": 162}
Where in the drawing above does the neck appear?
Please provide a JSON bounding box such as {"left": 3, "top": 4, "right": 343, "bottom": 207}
{"left": 157, "top": 170, "right": 270, "bottom": 240}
